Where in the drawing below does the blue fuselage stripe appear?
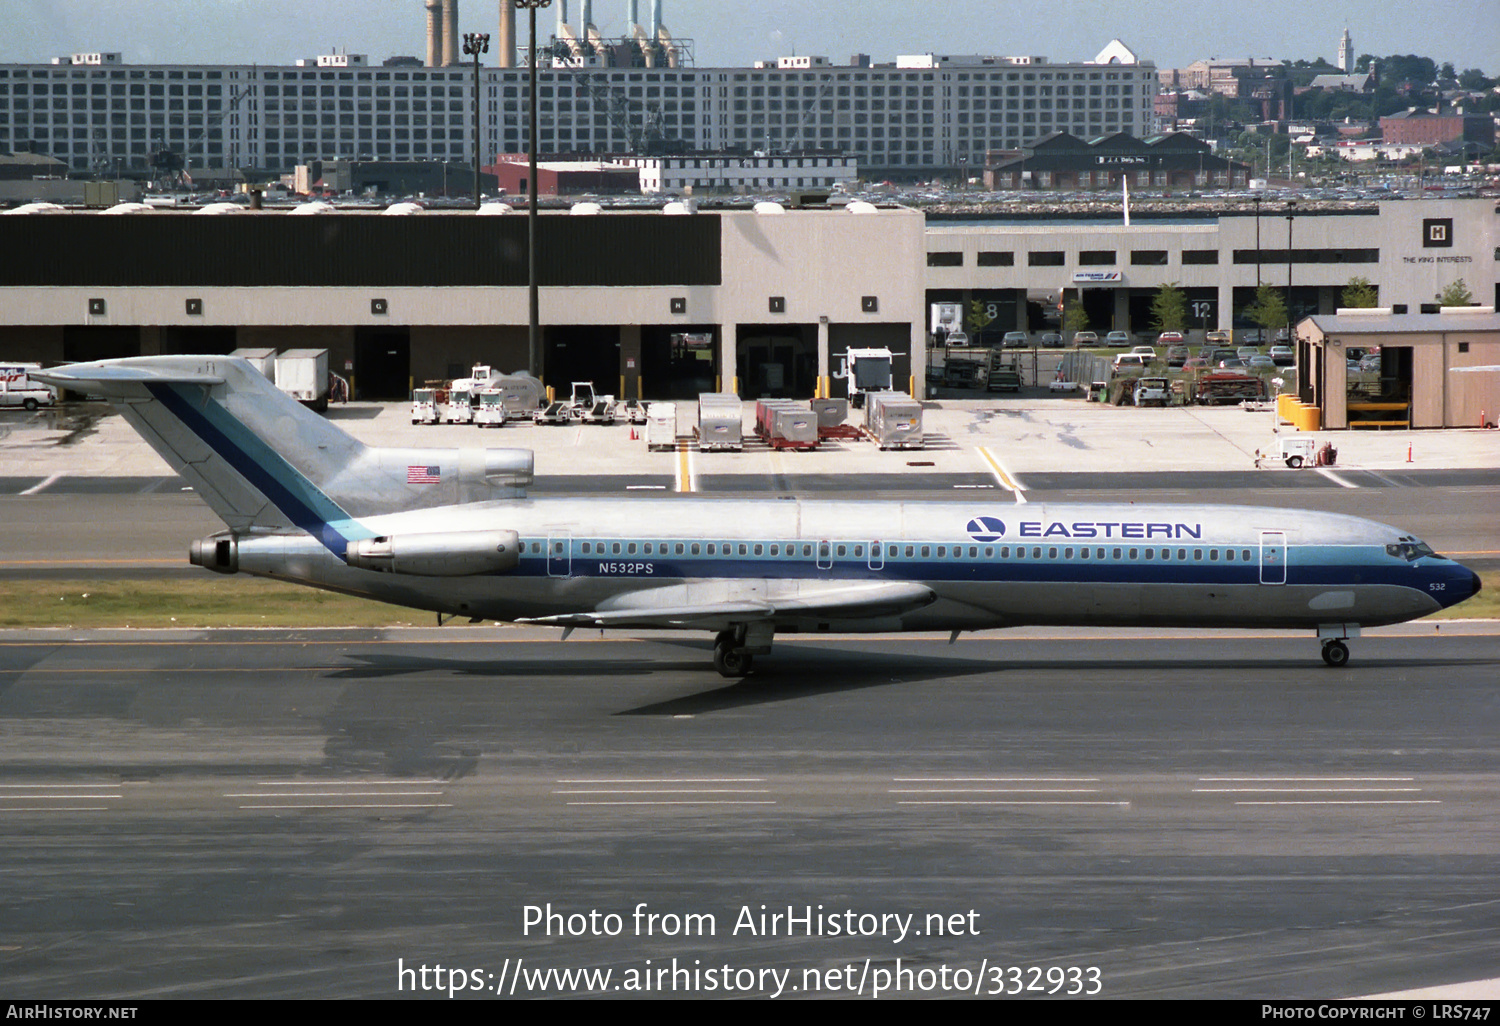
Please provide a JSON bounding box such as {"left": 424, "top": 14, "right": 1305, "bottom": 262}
{"left": 149, "top": 383, "right": 360, "bottom": 553}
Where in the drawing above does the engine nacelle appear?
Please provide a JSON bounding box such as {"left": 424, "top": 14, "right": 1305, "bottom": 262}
{"left": 345, "top": 530, "right": 521, "bottom": 576}
{"left": 190, "top": 532, "right": 239, "bottom": 574}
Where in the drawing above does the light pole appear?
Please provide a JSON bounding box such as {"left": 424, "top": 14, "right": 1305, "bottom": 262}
{"left": 462, "top": 32, "right": 489, "bottom": 210}
{"left": 1284, "top": 200, "right": 1297, "bottom": 346}
{"left": 516, "top": 0, "right": 553, "bottom": 381}
{"left": 1252, "top": 194, "right": 1262, "bottom": 288}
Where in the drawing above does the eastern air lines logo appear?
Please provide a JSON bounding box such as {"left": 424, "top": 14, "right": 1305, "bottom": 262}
{"left": 966, "top": 516, "right": 1007, "bottom": 542}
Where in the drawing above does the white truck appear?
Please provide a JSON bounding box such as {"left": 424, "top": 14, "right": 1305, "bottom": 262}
{"left": 274, "top": 348, "right": 330, "bottom": 411}
{"left": 1, "top": 364, "right": 58, "bottom": 410}
{"left": 837, "top": 347, "right": 896, "bottom": 409}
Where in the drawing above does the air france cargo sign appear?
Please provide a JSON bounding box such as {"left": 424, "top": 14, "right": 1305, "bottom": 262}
{"left": 1071, "top": 271, "right": 1122, "bottom": 283}
{"left": 967, "top": 516, "right": 1203, "bottom": 541}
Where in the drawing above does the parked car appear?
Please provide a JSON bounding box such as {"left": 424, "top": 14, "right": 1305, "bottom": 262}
{"left": 1040, "top": 331, "right": 1064, "bottom": 348}
{"left": 1217, "top": 358, "right": 1248, "bottom": 370}
{"left": 1241, "top": 329, "right": 1266, "bottom": 345}
{"left": 1104, "top": 330, "right": 1131, "bottom": 346}
{"left": 1182, "top": 357, "right": 1210, "bottom": 372}
{"left": 1112, "top": 353, "right": 1151, "bottom": 372}
{"left": 1002, "top": 331, "right": 1029, "bottom": 349}
{"left": 1131, "top": 345, "right": 1158, "bottom": 359}
{"left": 1166, "top": 345, "right": 1189, "bottom": 367}
{"left": 1205, "top": 329, "right": 1233, "bottom": 346}
{"left": 1072, "top": 330, "right": 1100, "bottom": 347}
{"left": 1269, "top": 345, "right": 1295, "bottom": 366}
{"left": 1247, "top": 354, "right": 1276, "bottom": 370}
{"left": 1237, "top": 346, "right": 1260, "bottom": 362}
{"left": 1156, "top": 331, "right": 1185, "bottom": 346}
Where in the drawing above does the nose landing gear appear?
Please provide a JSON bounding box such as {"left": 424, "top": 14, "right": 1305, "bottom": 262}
{"left": 1320, "top": 638, "right": 1350, "bottom": 668}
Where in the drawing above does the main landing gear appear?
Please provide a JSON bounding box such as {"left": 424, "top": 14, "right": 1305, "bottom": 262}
{"left": 713, "top": 632, "right": 753, "bottom": 677}
{"left": 1320, "top": 639, "right": 1350, "bottom": 667}
{"left": 712, "top": 623, "right": 774, "bottom": 678}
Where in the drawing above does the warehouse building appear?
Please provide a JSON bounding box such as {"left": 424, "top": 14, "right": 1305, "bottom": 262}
{"left": 0, "top": 203, "right": 926, "bottom": 401}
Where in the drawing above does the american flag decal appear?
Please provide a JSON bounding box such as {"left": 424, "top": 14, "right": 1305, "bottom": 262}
{"left": 407, "top": 465, "right": 441, "bottom": 484}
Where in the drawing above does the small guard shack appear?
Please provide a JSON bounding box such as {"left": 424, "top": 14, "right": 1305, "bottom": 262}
{"left": 1296, "top": 309, "right": 1500, "bottom": 429}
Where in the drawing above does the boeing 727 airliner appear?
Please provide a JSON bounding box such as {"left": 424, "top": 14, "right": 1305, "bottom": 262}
{"left": 34, "top": 356, "right": 1481, "bottom": 676}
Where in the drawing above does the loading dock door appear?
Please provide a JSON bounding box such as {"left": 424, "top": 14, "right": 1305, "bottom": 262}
{"left": 355, "top": 328, "right": 411, "bottom": 399}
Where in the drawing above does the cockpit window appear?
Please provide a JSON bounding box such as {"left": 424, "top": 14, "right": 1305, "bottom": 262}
{"left": 1386, "top": 541, "right": 1438, "bottom": 561}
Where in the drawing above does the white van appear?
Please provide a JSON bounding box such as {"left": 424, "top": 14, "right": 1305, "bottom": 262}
{"left": 0, "top": 364, "right": 58, "bottom": 410}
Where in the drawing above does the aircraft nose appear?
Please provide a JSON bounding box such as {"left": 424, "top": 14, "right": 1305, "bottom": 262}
{"left": 1471, "top": 570, "right": 1483, "bottom": 599}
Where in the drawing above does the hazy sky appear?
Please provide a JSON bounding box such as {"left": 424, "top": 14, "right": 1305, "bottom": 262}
{"left": 0, "top": 0, "right": 1492, "bottom": 74}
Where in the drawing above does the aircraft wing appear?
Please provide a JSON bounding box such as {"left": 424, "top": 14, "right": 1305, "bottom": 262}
{"left": 519, "top": 579, "right": 936, "bottom": 630}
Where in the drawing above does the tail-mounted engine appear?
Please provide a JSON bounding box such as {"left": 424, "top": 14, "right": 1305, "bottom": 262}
{"left": 190, "top": 532, "right": 239, "bottom": 574}
{"left": 345, "top": 530, "right": 521, "bottom": 576}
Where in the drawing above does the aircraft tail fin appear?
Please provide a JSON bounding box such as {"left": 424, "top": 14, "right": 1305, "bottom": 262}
{"left": 34, "top": 356, "right": 533, "bottom": 550}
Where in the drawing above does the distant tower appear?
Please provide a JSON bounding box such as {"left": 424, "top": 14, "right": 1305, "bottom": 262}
{"left": 426, "top": 0, "right": 444, "bottom": 67}
{"left": 442, "top": 0, "right": 460, "bottom": 66}
{"left": 1337, "top": 28, "right": 1354, "bottom": 72}
{"left": 497, "top": 0, "right": 516, "bottom": 68}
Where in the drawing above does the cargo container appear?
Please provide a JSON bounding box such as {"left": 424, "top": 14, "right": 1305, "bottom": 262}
{"left": 696, "top": 393, "right": 743, "bottom": 451}
{"left": 754, "top": 398, "right": 819, "bottom": 450}
{"left": 864, "top": 390, "right": 924, "bottom": 449}
{"left": 646, "top": 402, "right": 678, "bottom": 450}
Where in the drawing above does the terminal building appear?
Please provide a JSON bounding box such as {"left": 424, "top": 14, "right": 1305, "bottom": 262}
{"left": 0, "top": 198, "right": 1493, "bottom": 426}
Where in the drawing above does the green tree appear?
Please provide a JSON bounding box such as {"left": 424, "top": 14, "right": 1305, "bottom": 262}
{"left": 965, "top": 298, "right": 996, "bottom": 338}
{"left": 1242, "top": 283, "right": 1288, "bottom": 334}
{"left": 1341, "top": 276, "right": 1379, "bottom": 308}
{"left": 1150, "top": 282, "right": 1187, "bottom": 333}
{"left": 1063, "top": 302, "right": 1090, "bottom": 334}
{"left": 1438, "top": 279, "right": 1474, "bottom": 306}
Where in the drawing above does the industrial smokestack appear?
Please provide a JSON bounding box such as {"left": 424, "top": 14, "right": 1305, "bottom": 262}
{"left": 426, "top": 0, "right": 444, "bottom": 67}
{"left": 581, "top": 0, "right": 593, "bottom": 35}
{"left": 497, "top": 0, "right": 516, "bottom": 67}
{"left": 442, "top": 0, "right": 460, "bottom": 66}
{"left": 627, "top": 0, "right": 639, "bottom": 32}
{"left": 556, "top": 0, "right": 569, "bottom": 37}
{"left": 650, "top": 0, "right": 660, "bottom": 39}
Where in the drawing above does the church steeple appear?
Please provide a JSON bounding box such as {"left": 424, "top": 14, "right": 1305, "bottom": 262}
{"left": 1337, "top": 28, "right": 1354, "bottom": 72}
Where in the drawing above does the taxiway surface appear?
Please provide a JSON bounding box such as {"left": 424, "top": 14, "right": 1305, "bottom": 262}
{"left": 1, "top": 628, "right": 1497, "bottom": 998}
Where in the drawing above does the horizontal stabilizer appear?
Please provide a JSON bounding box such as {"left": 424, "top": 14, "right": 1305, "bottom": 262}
{"left": 31, "top": 362, "right": 224, "bottom": 394}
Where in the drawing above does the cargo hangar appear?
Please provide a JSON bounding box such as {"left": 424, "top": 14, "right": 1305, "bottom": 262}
{"left": 0, "top": 197, "right": 1495, "bottom": 423}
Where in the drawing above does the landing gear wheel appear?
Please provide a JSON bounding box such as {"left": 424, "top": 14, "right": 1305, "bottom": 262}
{"left": 1321, "top": 639, "right": 1350, "bottom": 668}
{"left": 713, "top": 633, "right": 753, "bottom": 677}
{"left": 713, "top": 642, "right": 753, "bottom": 677}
